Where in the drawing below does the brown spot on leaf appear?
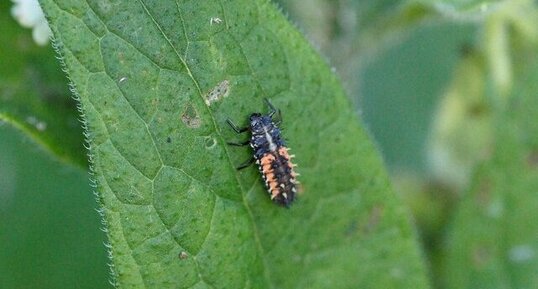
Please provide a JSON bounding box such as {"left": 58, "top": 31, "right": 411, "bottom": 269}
{"left": 526, "top": 150, "right": 538, "bottom": 169}
{"left": 472, "top": 246, "right": 491, "bottom": 268}
{"left": 362, "top": 205, "right": 384, "bottom": 234}
{"left": 181, "top": 103, "right": 201, "bottom": 128}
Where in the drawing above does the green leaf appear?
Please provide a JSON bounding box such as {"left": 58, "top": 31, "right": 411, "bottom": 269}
{"left": 441, "top": 49, "right": 538, "bottom": 289}
{"left": 361, "top": 22, "right": 476, "bottom": 173}
{"left": 40, "top": 0, "right": 430, "bottom": 288}
{"left": 426, "top": 51, "right": 493, "bottom": 190}
{"left": 0, "top": 0, "right": 86, "bottom": 166}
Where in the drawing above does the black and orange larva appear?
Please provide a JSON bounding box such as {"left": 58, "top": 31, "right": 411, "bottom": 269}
{"left": 227, "top": 99, "right": 299, "bottom": 207}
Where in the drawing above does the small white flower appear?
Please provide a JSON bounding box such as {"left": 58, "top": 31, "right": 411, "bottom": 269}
{"left": 11, "top": 0, "right": 52, "bottom": 46}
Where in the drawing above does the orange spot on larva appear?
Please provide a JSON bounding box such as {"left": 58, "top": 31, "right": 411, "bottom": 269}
{"left": 270, "top": 188, "right": 280, "bottom": 199}
{"left": 278, "top": 147, "right": 290, "bottom": 159}
{"left": 269, "top": 180, "right": 278, "bottom": 191}
{"left": 260, "top": 154, "right": 275, "bottom": 166}
{"left": 265, "top": 172, "right": 275, "bottom": 182}
{"left": 262, "top": 163, "right": 273, "bottom": 173}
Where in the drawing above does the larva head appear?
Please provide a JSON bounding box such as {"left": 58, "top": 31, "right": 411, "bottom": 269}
{"left": 249, "top": 113, "right": 272, "bottom": 132}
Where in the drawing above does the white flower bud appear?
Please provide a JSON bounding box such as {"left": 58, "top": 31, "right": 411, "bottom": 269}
{"left": 11, "top": 0, "right": 52, "bottom": 46}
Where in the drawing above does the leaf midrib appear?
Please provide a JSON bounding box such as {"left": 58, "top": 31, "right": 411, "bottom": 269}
{"left": 132, "top": 0, "right": 276, "bottom": 288}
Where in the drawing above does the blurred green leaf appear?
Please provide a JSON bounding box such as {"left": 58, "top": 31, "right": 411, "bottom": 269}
{"left": 360, "top": 23, "right": 476, "bottom": 173}
{"left": 427, "top": 51, "right": 493, "bottom": 190}
{"left": 441, "top": 48, "right": 538, "bottom": 289}
{"left": 0, "top": 1, "right": 86, "bottom": 166}
{"left": 268, "top": 1, "right": 538, "bottom": 288}
{"left": 40, "top": 0, "right": 430, "bottom": 288}
{"left": 354, "top": 1, "right": 538, "bottom": 176}
{"left": 0, "top": 125, "right": 110, "bottom": 289}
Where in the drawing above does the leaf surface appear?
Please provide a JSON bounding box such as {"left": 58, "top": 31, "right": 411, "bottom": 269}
{"left": 40, "top": 0, "right": 430, "bottom": 288}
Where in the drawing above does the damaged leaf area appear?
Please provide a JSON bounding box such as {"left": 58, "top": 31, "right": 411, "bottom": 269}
{"left": 39, "top": 0, "right": 429, "bottom": 288}
{"left": 205, "top": 79, "right": 229, "bottom": 105}
{"left": 180, "top": 103, "right": 201, "bottom": 128}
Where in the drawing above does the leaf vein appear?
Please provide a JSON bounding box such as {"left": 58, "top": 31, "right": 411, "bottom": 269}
{"left": 136, "top": 2, "right": 276, "bottom": 288}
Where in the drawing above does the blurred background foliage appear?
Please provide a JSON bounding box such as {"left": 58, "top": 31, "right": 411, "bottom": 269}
{"left": 0, "top": 124, "right": 110, "bottom": 289}
{"left": 2, "top": 0, "right": 538, "bottom": 288}
{"left": 0, "top": 0, "right": 85, "bottom": 166}
{"left": 1, "top": 0, "right": 109, "bottom": 288}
